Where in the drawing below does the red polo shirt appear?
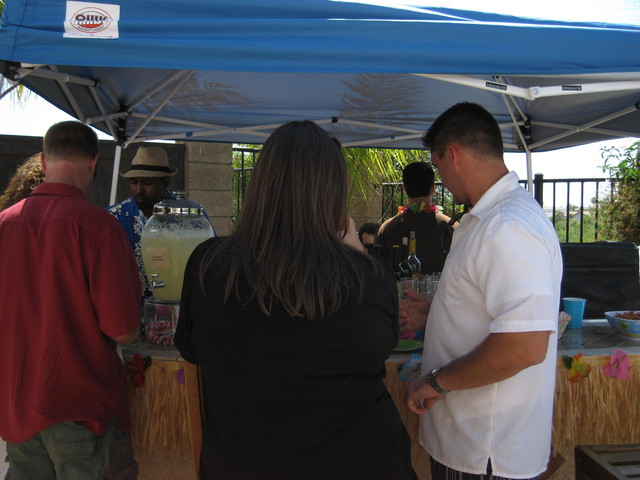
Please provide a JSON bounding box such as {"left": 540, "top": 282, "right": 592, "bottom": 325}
{"left": 0, "top": 183, "right": 142, "bottom": 443}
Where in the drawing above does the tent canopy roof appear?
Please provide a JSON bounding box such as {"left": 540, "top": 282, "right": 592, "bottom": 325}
{"left": 1, "top": 0, "right": 639, "bottom": 151}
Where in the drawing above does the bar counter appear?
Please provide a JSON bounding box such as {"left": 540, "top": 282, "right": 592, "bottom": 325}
{"left": 122, "top": 319, "right": 640, "bottom": 480}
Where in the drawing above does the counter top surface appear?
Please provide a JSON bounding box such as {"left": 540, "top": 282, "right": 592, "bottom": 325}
{"left": 123, "top": 342, "right": 183, "bottom": 361}
{"left": 558, "top": 318, "right": 640, "bottom": 356}
{"left": 122, "top": 319, "right": 640, "bottom": 362}
{"left": 386, "top": 319, "right": 640, "bottom": 361}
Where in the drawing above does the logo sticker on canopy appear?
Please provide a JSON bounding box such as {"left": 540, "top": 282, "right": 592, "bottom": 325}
{"left": 64, "top": 1, "right": 120, "bottom": 39}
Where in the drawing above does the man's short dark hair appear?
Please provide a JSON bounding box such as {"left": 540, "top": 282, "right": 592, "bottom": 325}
{"left": 402, "top": 162, "right": 435, "bottom": 198}
{"left": 421, "top": 102, "right": 504, "bottom": 159}
{"left": 358, "top": 222, "right": 380, "bottom": 243}
{"left": 43, "top": 121, "right": 99, "bottom": 160}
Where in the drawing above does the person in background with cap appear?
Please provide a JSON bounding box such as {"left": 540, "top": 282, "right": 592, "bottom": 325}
{"left": 107, "top": 145, "right": 179, "bottom": 297}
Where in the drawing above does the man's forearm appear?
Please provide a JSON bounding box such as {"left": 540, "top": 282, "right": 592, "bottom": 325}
{"left": 433, "top": 330, "right": 551, "bottom": 392}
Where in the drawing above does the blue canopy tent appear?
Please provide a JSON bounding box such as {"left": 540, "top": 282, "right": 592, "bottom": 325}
{"left": 1, "top": 0, "right": 639, "bottom": 201}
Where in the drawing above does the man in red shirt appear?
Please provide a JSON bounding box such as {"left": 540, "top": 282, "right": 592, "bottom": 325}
{"left": 0, "top": 121, "right": 142, "bottom": 479}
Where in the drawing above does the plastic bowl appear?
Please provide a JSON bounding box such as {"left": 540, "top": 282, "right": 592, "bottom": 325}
{"left": 604, "top": 311, "right": 640, "bottom": 341}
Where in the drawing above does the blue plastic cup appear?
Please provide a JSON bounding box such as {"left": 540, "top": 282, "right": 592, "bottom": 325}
{"left": 562, "top": 297, "right": 587, "bottom": 329}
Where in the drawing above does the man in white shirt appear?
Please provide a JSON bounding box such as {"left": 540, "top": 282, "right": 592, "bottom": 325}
{"left": 406, "top": 102, "right": 562, "bottom": 480}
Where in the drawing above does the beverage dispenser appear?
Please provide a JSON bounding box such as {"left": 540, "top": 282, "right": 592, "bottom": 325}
{"left": 141, "top": 191, "right": 215, "bottom": 345}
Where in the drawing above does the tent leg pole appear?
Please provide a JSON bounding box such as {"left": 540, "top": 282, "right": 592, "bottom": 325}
{"left": 526, "top": 151, "right": 533, "bottom": 195}
{"left": 109, "top": 145, "right": 122, "bottom": 205}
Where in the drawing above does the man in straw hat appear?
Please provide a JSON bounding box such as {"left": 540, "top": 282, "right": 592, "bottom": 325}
{"left": 107, "top": 145, "right": 178, "bottom": 297}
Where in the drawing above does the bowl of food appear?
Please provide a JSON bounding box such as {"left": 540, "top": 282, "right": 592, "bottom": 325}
{"left": 604, "top": 311, "right": 640, "bottom": 340}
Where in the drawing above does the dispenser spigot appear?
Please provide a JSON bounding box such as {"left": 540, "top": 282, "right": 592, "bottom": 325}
{"left": 149, "top": 273, "right": 166, "bottom": 291}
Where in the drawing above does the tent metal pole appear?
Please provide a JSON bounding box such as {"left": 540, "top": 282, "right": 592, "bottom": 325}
{"left": 110, "top": 145, "right": 122, "bottom": 206}
{"left": 415, "top": 74, "right": 640, "bottom": 102}
{"left": 526, "top": 151, "right": 533, "bottom": 194}
{"left": 87, "top": 111, "right": 130, "bottom": 124}
{"left": 128, "top": 116, "right": 423, "bottom": 146}
{"left": 129, "top": 112, "right": 227, "bottom": 130}
{"left": 494, "top": 76, "right": 528, "bottom": 122}
{"left": 49, "top": 65, "right": 87, "bottom": 122}
{"left": 414, "top": 74, "right": 534, "bottom": 100}
{"left": 334, "top": 118, "right": 424, "bottom": 135}
{"left": 15, "top": 65, "right": 97, "bottom": 87}
{"left": 0, "top": 81, "right": 20, "bottom": 101}
{"left": 343, "top": 134, "right": 422, "bottom": 148}
{"left": 127, "top": 71, "right": 191, "bottom": 111}
{"left": 501, "top": 95, "right": 534, "bottom": 194}
{"left": 529, "top": 104, "right": 639, "bottom": 150}
{"left": 133, "top": 130, "right": 270, "bottom": 143}
{"left": 124, "top": 71, "right": 194, "bottom": 148}
{"left": 133, "top": 128, "right": 422, "bottom": 147}
{"left": 531, "top": 120, "right": 637, "bottom": 140}
{"left": 528, "top": 80, "right": 640, "bottom": 99}
{"left": 88, "top": 88, "right": 118, "bottom": 139}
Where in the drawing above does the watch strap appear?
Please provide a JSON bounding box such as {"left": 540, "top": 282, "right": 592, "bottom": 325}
{"left": 424, "top": 367, "right": 449, "bottom": 395}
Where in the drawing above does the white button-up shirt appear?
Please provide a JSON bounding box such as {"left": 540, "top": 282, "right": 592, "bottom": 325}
{"left": 421, "top": 171, "right": 563, "bottom": 478}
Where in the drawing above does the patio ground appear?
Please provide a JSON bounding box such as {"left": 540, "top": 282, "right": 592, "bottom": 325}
{"left": 1, "top": 439, "right": 7, "bottom": 478}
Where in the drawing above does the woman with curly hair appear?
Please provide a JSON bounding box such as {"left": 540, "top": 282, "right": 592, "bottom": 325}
{"left": 0, "top": 154, "right": 44, "bottom": 212}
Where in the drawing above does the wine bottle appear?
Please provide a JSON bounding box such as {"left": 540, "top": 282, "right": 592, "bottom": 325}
{"left": 400, "top": 237, "right": 412, "bottom": 278}
{"left": 391, "top": 245, "right": 409, "bottom": 281}
{"left": 407, "top": 231, "right": 422, "bottom": 279}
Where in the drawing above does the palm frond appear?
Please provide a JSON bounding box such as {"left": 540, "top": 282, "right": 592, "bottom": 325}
{"left": 343, "top": 148, "right": 428, "bottom": 201}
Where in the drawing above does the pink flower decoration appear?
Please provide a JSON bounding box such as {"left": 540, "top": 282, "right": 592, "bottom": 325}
{"left": 399, "top": 330, "right": 416, "bottom": 340}
{"left": 603, "top": 349, "right": 631, "bottom": 380}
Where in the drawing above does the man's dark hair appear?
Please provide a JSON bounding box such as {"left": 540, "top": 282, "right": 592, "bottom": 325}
{"left": 43, "top": 121, "right": 99, "bottom": 160}
{"left": 421, "top": 102, "right": 503, "bottom": 159}
{"left": 402, "top": 162, "right": 435, "bottom": 198}
{"left": 357, "top": 222, "right": 380, "bottom": 243}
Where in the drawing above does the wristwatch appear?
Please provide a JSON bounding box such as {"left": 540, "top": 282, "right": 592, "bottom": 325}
{"left": 424, "top": 367, "right": 450, "bottom": 395}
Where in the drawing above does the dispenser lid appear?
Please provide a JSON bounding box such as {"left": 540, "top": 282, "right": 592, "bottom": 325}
{"left": 152, "top": 191, "right": 205, "bottom": 215}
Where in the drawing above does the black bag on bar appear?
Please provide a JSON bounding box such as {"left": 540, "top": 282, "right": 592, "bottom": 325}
{"left": 560, "top": 241, "right": 640, "bottom": 319}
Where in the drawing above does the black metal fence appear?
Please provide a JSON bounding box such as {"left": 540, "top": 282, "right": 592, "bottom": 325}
{"left": 232, "top": 147, "right": 259, "bottom": 220}
{"left": 233, "top": 146, "right": 621, "bottom": 243}
{"left": 538, "top": 175, "right": 621, "bottom": 243}
{"left": 381, "top": 174, "right": 622, "bottom": 243}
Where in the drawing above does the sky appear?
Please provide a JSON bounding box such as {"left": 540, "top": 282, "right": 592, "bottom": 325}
{"left": 1, "top": 92, "right": 637, "bottom": 207}
{"left": 364, "top": 0, "right": 640, "bottom": 25}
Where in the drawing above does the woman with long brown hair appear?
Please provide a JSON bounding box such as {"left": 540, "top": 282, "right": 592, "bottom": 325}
{"left": 175, "top": 120, "right": 416, "bottom": 480}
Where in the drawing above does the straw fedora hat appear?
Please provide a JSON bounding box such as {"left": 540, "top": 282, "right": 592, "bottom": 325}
{"left": 120, "top": 146, "right": 178, "bottom": 178}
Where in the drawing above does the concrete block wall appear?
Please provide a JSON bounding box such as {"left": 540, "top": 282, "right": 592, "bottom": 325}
{"left": 350, "top": 186, "right": 384, "bottom": 234}
{"left": 183, "top": 142, "right": 234, "bottom": 236}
